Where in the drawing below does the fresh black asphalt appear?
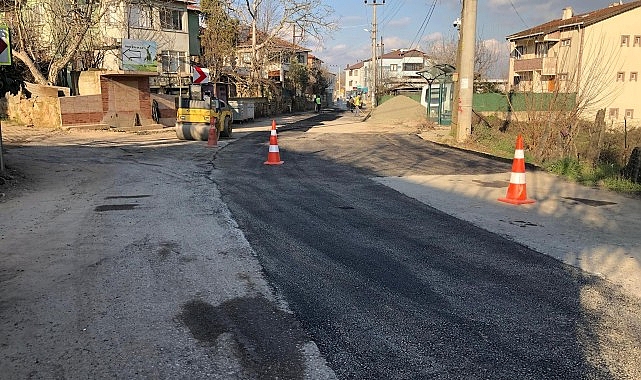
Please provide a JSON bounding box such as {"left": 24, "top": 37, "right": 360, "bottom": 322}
{"left": 214, "top": 112, "right": 613, "bottom": 379}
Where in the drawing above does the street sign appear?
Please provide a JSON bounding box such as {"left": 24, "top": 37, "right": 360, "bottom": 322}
{"left": 121, "top": 39, "right": 157, "bottom": 72}
{"left": 0, "top": 26, "right": 12, "bottom": 66}
{"left": 192, "top": 66, "right": 210, "bottom": 84}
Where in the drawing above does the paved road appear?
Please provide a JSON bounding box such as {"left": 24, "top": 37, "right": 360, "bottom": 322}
{"left": 0, "top": 126, "right": 334, "bottom": 379}
{"left": 216, "top": 111, "right": 641, "bottom": 379}
{"left": 1, "top": 111, "right": 640, "bottom": 379}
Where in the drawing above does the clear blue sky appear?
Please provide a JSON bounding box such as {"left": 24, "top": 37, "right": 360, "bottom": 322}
{"left": 310, "top": 0, "right": 622, "bottom": 77}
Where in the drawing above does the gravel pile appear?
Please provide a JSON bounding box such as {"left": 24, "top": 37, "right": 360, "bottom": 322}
{"left": 367, "top": 95, "right": 428, "bottom": 125}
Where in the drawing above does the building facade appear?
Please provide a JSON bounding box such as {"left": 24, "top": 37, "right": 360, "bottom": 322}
{"left": 344, "top": 48, "right": 430, "bottom": 97}
{"left": 506, "top": 1, "right": 641, "bottom": 127}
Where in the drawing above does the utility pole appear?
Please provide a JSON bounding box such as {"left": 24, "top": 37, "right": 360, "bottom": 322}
{"left": 365, "top": 0, "right": 384, "bottom": 109}
{"left": 455, "top": 0, "right": 477, "bottom": 142}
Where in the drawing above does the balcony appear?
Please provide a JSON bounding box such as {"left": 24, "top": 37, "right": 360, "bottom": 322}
{"left": 513, "top": 57, "right": 558, "bottom": 76}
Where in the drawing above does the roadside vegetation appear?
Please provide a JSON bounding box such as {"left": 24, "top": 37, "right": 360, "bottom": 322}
{"left": 465, "top": 113, "right": 641, "bottom": 196}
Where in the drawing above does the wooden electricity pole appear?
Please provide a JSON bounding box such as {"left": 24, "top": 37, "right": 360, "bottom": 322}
{"left": 365, "top": 0, "right": 384, "bottom": 108}
{"left": 455, "top": 0, "right": 477, "bottom": 142}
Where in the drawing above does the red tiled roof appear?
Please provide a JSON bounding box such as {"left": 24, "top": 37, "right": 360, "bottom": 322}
{"left": 507, "top": 1, "right": 641, "bottom": 40}
{"left": 380, "top": 49, "right": 427, "bottom": 59}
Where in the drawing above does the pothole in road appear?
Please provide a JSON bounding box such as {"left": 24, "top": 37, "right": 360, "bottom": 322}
{"left": 508, "top": 220, "right": 540, "bottom": 227}
{"left": 94, "top": 204, "right": 139, "bottom": 212}
{"left": 563, "top": 197, "right": 617, "bottom": 207}
{"left": 179, "top": 297, "right": 306, "bottom": 378}
{"left": 473, "top": 180, "right": 508, "bottom": 188}
{"left": 104, "top": 195, "right": 151, "bottom": 200}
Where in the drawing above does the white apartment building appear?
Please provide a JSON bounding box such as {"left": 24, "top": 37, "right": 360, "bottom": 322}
{"left": 507, "top": 1, "right": 641, "bottom": 127}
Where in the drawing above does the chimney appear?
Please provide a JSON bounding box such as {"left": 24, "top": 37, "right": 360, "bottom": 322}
{"left": 562, "top": 7, "right": 574, "bottom": 20}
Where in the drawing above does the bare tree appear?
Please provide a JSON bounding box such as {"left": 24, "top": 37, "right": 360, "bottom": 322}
{"left": 423, "top": 35, "right": 500, "bottom": 80}
{"left": 6, "top": 0, "right": 113, "bottom": 84}
{"left": 232, "top": 0, "right": 337, "bottom": 96}
{"left": 6, "top": 0, "right": 175, "bottom": 86}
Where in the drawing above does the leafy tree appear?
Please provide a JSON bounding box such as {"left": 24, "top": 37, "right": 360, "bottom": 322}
{"left": 309, "top": 66, "right": 328, "bottom": 96}
{"left": 287, "top": 60, "right": 308, "bottom": 95}
{"left": 200, "top": 0, "right": 239, "bottom": 82}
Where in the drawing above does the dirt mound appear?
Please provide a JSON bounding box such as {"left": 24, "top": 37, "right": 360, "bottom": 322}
{"left": 366, "top": 95, "right": 428, "bottom": 126}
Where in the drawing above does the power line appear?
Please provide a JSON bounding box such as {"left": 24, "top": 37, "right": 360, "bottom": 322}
{"left": 409, "top": 0, "right": 437, "bottom": 50}
{"left": 509, "top": 0, "right": 529, "bottom": 28}
{"left": 380, "top": 0, "right": 405, "bottom": 28}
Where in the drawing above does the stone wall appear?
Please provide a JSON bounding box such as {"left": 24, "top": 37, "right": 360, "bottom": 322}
{"left": 5, "top": 93, "right": 62, "bottom": 128}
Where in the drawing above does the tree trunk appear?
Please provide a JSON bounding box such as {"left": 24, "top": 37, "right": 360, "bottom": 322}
{"left": 12, "top": 50, "right": 48, "bottom": 85}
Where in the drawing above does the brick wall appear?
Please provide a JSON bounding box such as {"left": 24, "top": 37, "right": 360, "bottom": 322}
{"left": 59, "top": 95, "right": 103, "bottom": 126}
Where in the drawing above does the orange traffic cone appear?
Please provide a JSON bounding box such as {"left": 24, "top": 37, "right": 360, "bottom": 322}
{"left": 264, "top": 120, "right": 284, "bottom": 165}
{"left": 498, "top": 135, "right": 535, "bottom": 205}
{"left": 207, "top": 117, "right": 218, "bottom": 147}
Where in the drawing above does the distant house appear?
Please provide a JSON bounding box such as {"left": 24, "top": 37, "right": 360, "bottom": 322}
{"left": 506, "top": 1, "right": 641, "bottom": 126}
{"left": 344, "top": 48, "right": 431, "bottom": 96}
{"left": 344, "top": 62, "right": 365, "bottom": 95}
{"left": 234, "top": 28, "right": 311, "bottom": 86}
{"left": 379, "top": 49, "right": 431, "bottom": 91}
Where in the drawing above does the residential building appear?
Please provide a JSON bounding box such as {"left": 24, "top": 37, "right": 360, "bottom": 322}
{"left": 344, "top": 48, "right": 431, "bottom": 96}
{"left": 379, "top": 49, "right": 432, "bottom": 91}
{"left": 344, "top": 62, "right": 365, "bottom": 96}
{"left": 97, "top": 0, "right": 199, "bottom": 93}
{"left": 506, "top": 1, "right": 641, "bottom": 127}
{"left": 234, "top": 29, "right": 311, "bottom": 87}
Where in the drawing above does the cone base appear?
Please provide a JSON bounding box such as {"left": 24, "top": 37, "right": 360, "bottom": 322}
{"left": 498, "top": 197, "right": 536, "bottom": 205}
{"left": 264, "top": 160, "right": 284, "bottom": 165}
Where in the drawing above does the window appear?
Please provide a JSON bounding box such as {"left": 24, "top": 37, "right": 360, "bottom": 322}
{"left": 535, "top": 42, "right": 549, "bottom": 58}
{"left": 348, "top": 80, "right": 353, "bottom": 87}
{"left": 403, "top": 62, "right": 423, "bottom": 71}
{"left": 621, "top": 35, "right": 630, "bottom": 47}
{"left": 617, "top": 72, "right": 625, "bottom": 81}
{"left": 561, "top": 39, "right": 571, "bottom": 47}
{"left": 349, "top": 70, "right": 353, "bottom": 76}
{"left": 241, "top": 52, "right": 251, "bottom": 64}
{"left": 631, "top": 72, "right": 638, "bottom": 82}
{"left": 390, "top": 64, "right": 397, "bottom": 71}
{"left": 609, "top": 108, "right": 619, "bottom": 119}
{"left": 129, "top": 4, "right": 153, "bottom": 29}
{"left": 160, "top": 8, "right": 182, "bottom": 31}
{"left": 634, "top": 36, "right": 641, "bottom": 47}
{"left": 354, "top": 69, "right": 358, "bottom": 75}
{"left": 625, "top": 109, "right": 634, "bottom": 119}
{"left": 559, "top": 73, "right": 569, "bottom": 81}
{"left": 160, "top": 50, "right": 187, "bottom": 73}
{"left": 512, "top": 45, "right": 525, "bottom": 58}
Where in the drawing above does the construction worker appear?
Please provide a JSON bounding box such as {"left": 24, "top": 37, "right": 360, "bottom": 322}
{"left": 315, "top": 95, "right": 321, "bottom": 113}
{"left": 353, "top": 94, "right": 361, "bottom": 116}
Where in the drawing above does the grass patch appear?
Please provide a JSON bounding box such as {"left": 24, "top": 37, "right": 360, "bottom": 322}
{"left": 542, "top": 158, "right": 641, "bottom": 195}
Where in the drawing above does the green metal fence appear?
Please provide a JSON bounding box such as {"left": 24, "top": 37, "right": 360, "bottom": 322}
{"left": 472, "top": 92, "right": 576, "bottom": 112}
